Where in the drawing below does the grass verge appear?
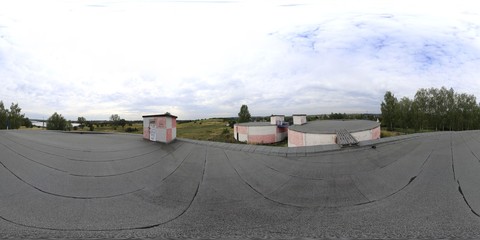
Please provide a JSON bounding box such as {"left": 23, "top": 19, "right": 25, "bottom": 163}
{"left": 177, "top": 119, "right": 235, "bottom": 142}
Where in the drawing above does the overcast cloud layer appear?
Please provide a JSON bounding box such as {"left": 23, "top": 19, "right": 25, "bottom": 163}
{"left": 1, "top": 0, "right": 480, "bottom": 120}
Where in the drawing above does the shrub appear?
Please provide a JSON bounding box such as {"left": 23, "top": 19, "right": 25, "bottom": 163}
{"left": 46, "top": 112, "right": 68, "bottom": 130}
{"left": 222, "top": 128, "right": 230, "bottom": 135}
{"left": 125, "top": 127, "right": 138, "bottom": 133}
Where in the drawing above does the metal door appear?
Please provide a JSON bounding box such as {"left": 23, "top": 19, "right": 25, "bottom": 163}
{"left": 149, "top": 123, "right": 156, "bottom": 141}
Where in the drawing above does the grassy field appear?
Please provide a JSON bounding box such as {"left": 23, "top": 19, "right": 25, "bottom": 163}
{"left": 69, "top": 118, "right": 236, "bottom": 143}
{"left": 380, "top": 130, "right": 404, "bottom": 138}
{"left": 20, "top": 122, "right": 144, "bottom": 134}
{"left": 177, "top": 119, "right": 235, "bottom": 142}
{"left": 89, "top": 123, "right": 143, "bottom": 134}
{"left": 20, "top": 126, "right": 45, "bottom": 130}
{"left": 381, "top": 128, "right": 434, "bottom": 138}
{"left": 20, "top": 119, "right": 235, "bottom": 143}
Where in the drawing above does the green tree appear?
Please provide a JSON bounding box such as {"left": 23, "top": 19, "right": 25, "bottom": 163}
{"left": 428, "top": 87, "right": 444, "bottom": 131}
{"left": 110, "top": 114, "right": 121, "bottom": 130}
{"left": 88, "top": 122, "right": 95, "bottom": 131}
{"left": 221, "top": 128, "right": 234, "bottom": 142}
{"left": 413, "top": 88, "right": 429, "bottom": 131}
{"left": 119, "top": 119, "right": 127, "bottom": 129}
{"left": 381, "top": 91, "right": 398, "bottom": 131}
{"left": 455, "top": 92, "right": 478, "bottom": 131}
{"left": 47, "top": 112, "right": 68, "bottom": 130}
{"left": 443, "top": 87, "right": 456, "bottom": 131}
{"left": 0, "top": 101, "right": 7, "bottom": 129}
{"left": 23, "top": 117, "right": 33, "bottom": 128}
{"left": 237, "top": 105, "right": 251, "bottom": 123}
{"left": 7, "top": 103, "right": 24, "bottom": 129}
{"left": 329, "top": 112, "right": 347, "bottom": 119}
{"left": 77, "top": 116, "right": 87, "bottom": 130}
{"left": 397, "top": 97, "right": 413, "bottom": 130}
{"left": 386, "top": 87, "right": 480, "bottom": 132}
{"left": 228, "top": 120, "right": 236, "bottom": 128}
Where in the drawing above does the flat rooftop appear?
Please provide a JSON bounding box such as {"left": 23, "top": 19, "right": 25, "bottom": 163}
{"left": 1, "top": 130, "right": 479, "bottom": 238}
{"left": 288, "top": 119, "right": 380, "bottom": 134}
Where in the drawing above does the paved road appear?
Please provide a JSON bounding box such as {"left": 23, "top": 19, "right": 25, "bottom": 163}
{"left": 1, "top": 130, "right": 480, "bottom": 238}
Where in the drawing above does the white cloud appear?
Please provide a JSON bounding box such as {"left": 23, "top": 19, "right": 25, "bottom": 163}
{"left": 1, "top": 0, "right": 480, "bottom": 120}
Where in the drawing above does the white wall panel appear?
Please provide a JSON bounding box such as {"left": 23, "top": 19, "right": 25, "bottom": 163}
{"left": 351, "top": 130, "right": 372, "bottom": 141}
{"left": 305, "top": 133, "right": 336, "bottom": 146}
{"left": 248, "top": 126, "right": 276, "bottom": 135}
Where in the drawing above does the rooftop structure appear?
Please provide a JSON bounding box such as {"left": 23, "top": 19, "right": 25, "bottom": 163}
{"left": 142, "top": 113, "right": 177, "bottom": 143}
{"left": 293, "top": 114, "right": 307, "bottom": 125}
{"left": 234, "top": 115, "right": 288, "bottom": 144}
{"left": 288, "top": 119, "right": 381, "bottom": 147}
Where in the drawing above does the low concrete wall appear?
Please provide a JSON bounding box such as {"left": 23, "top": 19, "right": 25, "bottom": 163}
{"left": 288, "top": 129, "right": 305, "bottom": 147}
{"left": 289, "top": 126, "right": 381, "bottom": 147}
{"left": 235, "top": 124, "right": 286, "bottom": 144}
{"left": 351, "top": 126, "right": 381, "bottom": 142}
{"left": 306, "top": 133, "right": 337, "bottom": 145}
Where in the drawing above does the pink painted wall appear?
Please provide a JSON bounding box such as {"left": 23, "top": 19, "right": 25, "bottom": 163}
{"left": 156, "top": 117, "right": 166, "bottom": 128}
{"left": 237, "top": 126, "right": 248, "bottom": 134}
{"left": 143, "top": 128, "right": 149, "bottom": 139}
{"left": 248, "top": 134, "right": 276, "bottom": 144}
{"left": 372, "top": 126, "right": 381, "bottom": 139}
{"left": 288, "top": 130, "right": 305, "bottom": 147}
{"left": 166, "top": 128, "right": 173, "bottom": 142}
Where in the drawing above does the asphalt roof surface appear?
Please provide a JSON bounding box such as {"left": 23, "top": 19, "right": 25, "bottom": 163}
{"left": 1, "top": 130, "right": 480, "bottom": 239}
{"left": 289, "top": 120, "right": 381, "bottom": 134}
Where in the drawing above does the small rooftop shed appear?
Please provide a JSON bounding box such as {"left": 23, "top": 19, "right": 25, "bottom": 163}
{"left": 142, "top": 113, "right": 177, "bottom": 143}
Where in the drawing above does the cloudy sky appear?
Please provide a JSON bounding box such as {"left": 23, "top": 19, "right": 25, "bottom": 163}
{"left": 1, "top": 0, "right": 480, "bottom": 120}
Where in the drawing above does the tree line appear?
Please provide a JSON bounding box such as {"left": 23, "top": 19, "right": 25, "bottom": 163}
{"left": 46, "top": 113, "right": 132, "bottom": 131}
{"left": 0, "top": 100, "right": 133, "bottom": 132}
{"left": 236, "top": 104, "right": 379, "bottom": 125}
{"left": 0, "top": 101, "right": 31, "bottom": 129}
{"left": 381, "top": 87, "right": 480, "bottom": 132}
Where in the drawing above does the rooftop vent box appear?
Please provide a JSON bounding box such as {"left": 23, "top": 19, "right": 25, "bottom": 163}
{"left": 293, "top": 114, "right": 307, "bottom": 125}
